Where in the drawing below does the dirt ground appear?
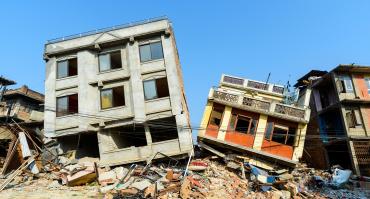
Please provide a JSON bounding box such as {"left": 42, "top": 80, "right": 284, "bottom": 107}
{"left": 0, "top": 178, "right": 101, "bottom": 199}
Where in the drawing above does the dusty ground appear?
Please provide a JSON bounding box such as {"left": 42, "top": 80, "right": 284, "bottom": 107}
{"left": 0, "top": 178, "right": 101, "bottom": 199}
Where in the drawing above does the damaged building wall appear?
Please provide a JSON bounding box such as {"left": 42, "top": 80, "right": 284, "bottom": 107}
{"left": 198, "top": 74, "right": 311, "bottom": 167}
{"left": 302, "top": 65, "right": 370, "bottom": 176}
{"left": 44, "top": 18, "right": 193, "bottom": 167}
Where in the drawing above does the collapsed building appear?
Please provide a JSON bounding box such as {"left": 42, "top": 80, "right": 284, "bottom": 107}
{"left": 300, "top": 65, "right": 370, "bottom": 176}
{"left": 198, "top": 74, "right": 312, "bottom": 168}
{"left": 0, "top": 78, "right": 44, "bottom": 173}
{"left": 43, "top": 17, "right": 193, "bottom": 167}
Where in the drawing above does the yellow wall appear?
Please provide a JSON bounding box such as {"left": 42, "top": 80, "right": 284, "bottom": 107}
{"left": 253, "top": 114, "right": 268, "bottom": 150}
{"left": 198, "top": 101, "right": 214, "bottom": 136}
{"left": 292, "top": 123, "right": 307, "bottom": 161}
{"left": 217, "top": 106, "right": 232, "bottom": 140}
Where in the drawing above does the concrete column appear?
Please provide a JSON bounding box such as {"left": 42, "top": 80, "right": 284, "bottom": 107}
{"left": 44, "top": 57, "right": 57, "bottom": 138}
{"left": 161, "top": 35, "right": 182, "bottom": 115}
{"left": 217, "top": 106, "right": 232, "bottom": 141}
{"left": 292, "top": 123, "right": 307, "bottom": 161}
{"left": 144, "top": 124, "right": 152, "bottom": 146}
{"left": 126, "top": 42, "right": 146, "bottom": 122}
{"left": 77, "top": 50, "right": 99, "bottom": 130}
{"left": 253, "top": 114, "right": 268, "bottom": 150}
{"left": 348, "top": 140, "right": 361, "bottom": 175}
{"left": 198, "top": 101, "right": 214, "bottom": 136}
{"left": 360, "top": 107, "right": 370, "bottom": 137}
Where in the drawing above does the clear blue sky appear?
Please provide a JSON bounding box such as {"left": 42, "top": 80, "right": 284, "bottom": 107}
{"left": 1, "top": 1, "right": 370, "bottom": 128}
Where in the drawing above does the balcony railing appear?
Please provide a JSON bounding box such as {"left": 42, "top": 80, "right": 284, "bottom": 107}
{"left": 211, "top": 88, "right": 308, "bottom": 122}
{"left": 247, "top": 80, "right": 268, "bottom": 91}
{"left": 223, "top": 76, "right": 244, "bottom": 85}
{"left": 272, "top": 85, "right": 285, "bottom": 94}
{"left": 242, "top": 97, "right": 270, "bottom": 111}
{"left": 222, "top": 75, "right": 285, "bottom": 95}
{"left": 274, "top": 104, "right": 306, "bottom": 119}
{"left": 213, "top": 90, "right": 239, "bottom": 103}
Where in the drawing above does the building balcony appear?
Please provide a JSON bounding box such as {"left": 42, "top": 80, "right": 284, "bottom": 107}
{"left": 209, "top": 87, "right": 310, "bottom": 123}
{"left": 220, "top": 74, "right": 286, "bottom": 96}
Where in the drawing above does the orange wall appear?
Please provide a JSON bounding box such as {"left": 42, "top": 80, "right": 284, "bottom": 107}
{"left": 353, "top": 75, "right": 369, "bottom": 99}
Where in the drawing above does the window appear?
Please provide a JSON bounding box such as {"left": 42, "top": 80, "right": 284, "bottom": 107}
{"left": 100, "top": 86, "right": 125, "bottom": 109}
{"left": 143, "top": 78, "right": 169, "bottom": 100}
{"left": 264, "top": 122, "right": 296, "bottom": 146}
{"left": 365, "top": 78, "right": 370, "bottom": 94}
{"left": 338, "top": 75, "right": 353, "bottom": 93}
{"left": 139, "top": 41, "right": 164, "bottom": 62}
{"left": 56, "top": 94, "right": 78, "bottom": 117}
{"left": 57, "top": 58, "right": 78, "bottom": 79}
{"left": 345, "top": 108, "right": 362, "bottom": 128}
{"left": 99, "top": 51, "right": 122, "bottom": 72}
{"left": 229, "top": 114, "right": 257, "bottom": 135}
{"left": 209, "top": 106, "right": 224, "bottom": 127}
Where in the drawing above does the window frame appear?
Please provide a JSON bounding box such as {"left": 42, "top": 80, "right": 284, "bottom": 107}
{"left": 100, "top": 86, "right": 126, "bottom": 110}
{"left": 98, "top": 50, "right": 122, "bottom": 72}
{"left": 229, "top": 114, "right": 256, "bottom": 135}
{"left": 208, "top": 106, "right": 224, "bottom": 128}
{"left": 56, "top": 58, "right": 78, "bottom": 79}
{"left": 139, "top": 40, "right": 164, "bottom": 63}
{"left": 56, "top": 94, "right": 78, "bottom": 117}
{"left": 264, "top": 122, "right": 291, "bottom": 145}
{"left": 365, "top": 77, "right": 370, "bottom": 94}
{"left": 143, "top": 77, "right": 169, "bottom": 101}
{"left": 338, "top": 75, "right": 354, "bottom": 93}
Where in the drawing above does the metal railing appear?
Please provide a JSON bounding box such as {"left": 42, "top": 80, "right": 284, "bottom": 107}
{"left": 47, "top": 16, "right": 168, "bottom": 44}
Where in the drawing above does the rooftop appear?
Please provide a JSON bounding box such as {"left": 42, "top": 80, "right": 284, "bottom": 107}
{"left": 4, "top": 85, "right": 44, "bottom": 102}
{"left": 46, "top": 16, "right": 168, "bottom": 44}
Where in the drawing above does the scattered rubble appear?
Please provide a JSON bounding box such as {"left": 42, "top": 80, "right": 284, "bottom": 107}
{"left": 0, "top": 138, "right": 370, "bottom": 199}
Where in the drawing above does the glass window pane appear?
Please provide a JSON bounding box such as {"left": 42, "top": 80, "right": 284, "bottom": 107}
{"left": 264, "top": 122, "right": 273, "bottom": 140}
{"left": 110, "top": 51, "right": 122, "bottom": 70}
{"left": 143, "top": 80, "right": 157, "bottom": 100}
{"left": 112, "top": 87, "right": 125, "bottom": 107}
{"left": 139, "top": 44, "right": 151, "bottom": 62}
{"left": 101, "top": 89, "right": 113, "bottom": 109}
{"left": 57, "top": 61, "right": 68, "bottom": 78}
{"left": 150, "top": 42, "right": 163, "bottom": 60}
{"left": 57, "top": 96, "right": 68, "bottom": 116}
{"left": 99, "top": 54, "right": 110, "bottom": 71}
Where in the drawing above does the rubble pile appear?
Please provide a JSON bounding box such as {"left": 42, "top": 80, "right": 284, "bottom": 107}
{"left": 1, "top": 145, "right": 370, "bottom": 198}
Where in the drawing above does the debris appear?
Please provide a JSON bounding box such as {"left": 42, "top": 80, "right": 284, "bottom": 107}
{"left": 331, "top": 168, "right": 352, "bottom": 187}
{"left": 130, "top": 179, "right": 152, "bottom": 191}
{"left": 188, "top": 161, "right": 208, "bottom": 171}
{"left": 98, "top": 170, "right": 116, "bottom": 186}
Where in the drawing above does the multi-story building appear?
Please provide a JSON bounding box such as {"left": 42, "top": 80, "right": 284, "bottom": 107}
{"left": 300, "top": 65, "right": 370, "bottom": 176}
{"left": 198, "top": 74, "right": 311, "bottom": 168}
{"left": 43, "top": 17, "right": 193, "bottom": 166}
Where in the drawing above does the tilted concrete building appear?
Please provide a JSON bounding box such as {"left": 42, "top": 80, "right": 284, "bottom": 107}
{"left": 198, "top": 74, "right": 311, "bottom": 168}
{"left": 43, "top": 17, "right": 193, "bottom": 166}
{"left": 301, "top": 65, "right": 370, "bottom": 176}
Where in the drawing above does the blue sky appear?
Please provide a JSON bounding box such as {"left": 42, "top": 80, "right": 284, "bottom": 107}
{"left": 1, "top": 1, "right": 370, "bottom": 128}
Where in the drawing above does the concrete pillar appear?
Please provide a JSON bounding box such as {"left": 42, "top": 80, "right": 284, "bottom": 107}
{"left": 292, "top": 123, "right": 307, "bottom": 161}
{"left": 348, "top": 140, "right": 361, "bottom": 175}
{"left": 198, "top": 101, "right": 214, "bottom": 136}
{"left": 77, "top": 50, "right": 99, "bottom": 130}
{"left": 253, "top": 114, "right": 268, "bottom": 150}
{"left": 217, "top": 106, "right": 232, "bottom": 141}
{"left": 126, "top": 42, "right": 146, "bottom": 122}
{"left": 44, "top": 57, "right": 57, "bottom": 138}
{"left": 144, "top": 124, "right": 152, "bottom": 146}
